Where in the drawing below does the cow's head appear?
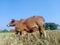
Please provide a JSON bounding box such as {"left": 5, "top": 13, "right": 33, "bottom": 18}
{"left": 7, "top": 19, "right": 16, "bottom": 27}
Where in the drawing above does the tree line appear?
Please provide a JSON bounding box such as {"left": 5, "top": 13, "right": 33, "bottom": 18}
{"left": 0, "top": 22, "right": 60, "bottom": 32}
{"left": 45, "top": 22, "right": 60, "bottom": 30}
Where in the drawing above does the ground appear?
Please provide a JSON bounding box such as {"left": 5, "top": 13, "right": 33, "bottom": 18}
{"left": 0, "top": 30, "right": 60, "bottom": 45}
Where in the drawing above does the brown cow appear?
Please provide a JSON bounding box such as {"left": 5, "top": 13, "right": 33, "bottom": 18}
{"left": 7, "top": 16, "right": 46, "bottom": 37}
{"left": 24, "top": 16, "right": 46, "bottom": 37}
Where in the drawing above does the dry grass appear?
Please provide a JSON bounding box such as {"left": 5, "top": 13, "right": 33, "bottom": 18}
{"left": 0, "top": 30, "right": 60, "bottom": 45}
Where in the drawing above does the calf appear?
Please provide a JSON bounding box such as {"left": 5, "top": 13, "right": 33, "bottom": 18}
{"left": 7, "top": 19, "right": 28, "bottom": 35}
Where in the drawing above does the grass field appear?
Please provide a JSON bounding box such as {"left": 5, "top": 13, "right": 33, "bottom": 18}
{"left": 0, "top": 30, "right": 60, "bottom": 45}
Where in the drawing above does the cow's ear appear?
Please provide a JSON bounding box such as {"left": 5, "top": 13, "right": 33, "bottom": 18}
{"left": 11, "top": 19, "right": 15, "bottom": 21}
{"left": 11, "top": 19, "right": 15, "bottom": 22}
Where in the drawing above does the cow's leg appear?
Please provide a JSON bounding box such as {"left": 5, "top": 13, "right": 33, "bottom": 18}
{"left": 36, "top": 21, "right": 46, "bottom": 38}
{"left": 15, "top": 29, "right": 19, "bottom": 35}
{"left": 20, "top": 31, "right": 22, "bottom": 35}
{"left": 15, "top": 31, "right": 19, "bottom": 34}
{"left": 15, "top": 28, "right": 19, "bottom": 35}
{"left": 39, "top": 25, "right": 46, "bottom": 38}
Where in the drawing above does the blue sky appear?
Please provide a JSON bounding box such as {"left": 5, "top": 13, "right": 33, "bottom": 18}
{"left": 0, "top": 0, "right": 60, "bottom": 30}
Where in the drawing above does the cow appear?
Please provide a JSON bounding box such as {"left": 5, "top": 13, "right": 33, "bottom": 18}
{"left": 7, "top": 16, "right": 46, "bottom": 37}
{"left": 24, "top": 16, "right": 46, "bottom": 37}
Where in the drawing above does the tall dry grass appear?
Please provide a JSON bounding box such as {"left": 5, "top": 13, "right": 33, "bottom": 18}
{"left": 0, "top": 30, "right": 60, "bottom": 45}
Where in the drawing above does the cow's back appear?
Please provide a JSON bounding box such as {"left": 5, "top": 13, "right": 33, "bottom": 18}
{"left": 25, "top": 16, "right": 38, "bottom": 30}
{"left": 32, "top": 16, "right": 45, "bottom": 25}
